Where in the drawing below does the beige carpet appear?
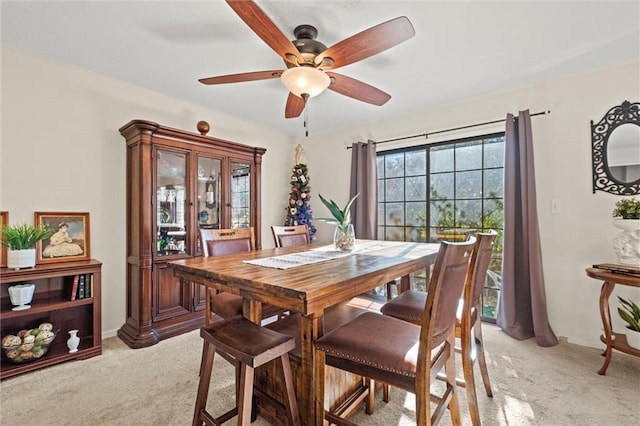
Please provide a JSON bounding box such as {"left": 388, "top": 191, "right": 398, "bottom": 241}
{"left": 1, "top": 324, "right": 638, "bottom": 425}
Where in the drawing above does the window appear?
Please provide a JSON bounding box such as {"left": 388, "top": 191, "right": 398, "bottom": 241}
{"left": 231, "top": 164, "right": 250, "bottom": 228}
{"left": 377, "top": 133, "right": 505, "bottom": 321}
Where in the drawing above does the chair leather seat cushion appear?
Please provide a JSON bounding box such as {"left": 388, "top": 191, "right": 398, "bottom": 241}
{"left": 380, "top": 290, "right": 426, "bottom": 325}
{"left": 211, "top": 292, "right": 288, "bottom": 320}
{"left": 314, "top": 312, "right": 445, "bottom": 378}
{"left": 210, "top": 292, "right": 244, "bottom": 319}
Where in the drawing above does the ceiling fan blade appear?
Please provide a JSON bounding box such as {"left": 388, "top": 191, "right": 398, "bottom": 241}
{"left": 315, "top": 16, "right": 415, "bottom": 70}
{"left": 326, "top": 72, "right": 391, "bottom": 106}
{"left": 285, "top": 92, "right": 306, "bottom": 118}
{"left": 226, "top": 0, "right": 304, "bottom": 65}
{"left": 199, "top": 70, "right": 282, "bottom": 85}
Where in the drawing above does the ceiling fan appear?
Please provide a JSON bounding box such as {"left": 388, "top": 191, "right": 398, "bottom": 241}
{"left": 199, "top": 0, "right": 415, "bottom": 119}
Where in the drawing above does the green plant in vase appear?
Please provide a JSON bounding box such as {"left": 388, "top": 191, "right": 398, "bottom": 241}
{"left": 611, "top": 198, "right": 640, "bottom": 265}
{"left": 317, "top": 193, "right": 359, "bottom": 251}
{"left": 612, "top": 198, "right": 640, "bottom": 219}
{"left": 1, "top": 223, "right": 53, "bottom": 250}
{"left": 617, "top": 296, "right": 640, "bottom": 350}
{"left": 1, "top": 223, "right": 54, "bottom": 269}
{"left": 617, "top": 297, "right": 640, "bottom": 331}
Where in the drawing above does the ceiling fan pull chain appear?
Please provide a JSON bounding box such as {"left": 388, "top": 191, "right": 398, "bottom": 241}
{"left": 303, "top": 94, "right": 310, "bottom": 137}
{"left": 304, "top": 101, "right": 310, "bottom": 137}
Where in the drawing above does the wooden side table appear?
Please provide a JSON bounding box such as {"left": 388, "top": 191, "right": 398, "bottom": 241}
{"left": 586, "top": 267, "right": 640, "bottom": 375}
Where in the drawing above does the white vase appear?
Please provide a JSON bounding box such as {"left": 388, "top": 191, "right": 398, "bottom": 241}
{"left": 625, "top": 330, "right": 640, "bottom": 351}
{"left": 67, "top": 330, "right": 80, "bottom": 353}
{"left": 612, "top": 219, "right": 640, "bottom": 265}
{"left": 6, "top": 248, "right": 36, "bottom": 270}
{"left": 334, "top": 224, "right": 355, "bottom": 252}
{"left": 8, "top": 283, "right": 36, "bottom": 311}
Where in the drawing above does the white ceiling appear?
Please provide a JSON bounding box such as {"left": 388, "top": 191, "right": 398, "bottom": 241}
{"left": 2, "top": 1, "right": 639, "bottom": 137}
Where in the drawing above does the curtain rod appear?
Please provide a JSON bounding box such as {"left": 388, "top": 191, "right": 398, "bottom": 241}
{"left": 347, "top": 109, "right": 551, "bottom": 149}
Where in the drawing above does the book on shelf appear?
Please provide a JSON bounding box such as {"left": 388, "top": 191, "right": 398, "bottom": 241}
{"left": 68, "top": 274, "right": 80, "bottom": 301}
{"left": 593, "top": 263, "right": 640, "bottom": 276}
{"left": 85, "top": 273, "right": 92, "bottom": 298}
{"left": 77, "top": 274, "right": 86, "bottom": 299}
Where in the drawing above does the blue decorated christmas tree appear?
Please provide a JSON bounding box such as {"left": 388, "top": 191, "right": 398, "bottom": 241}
{"left": 284, "top": 163, "right": 317, "bottom": 240}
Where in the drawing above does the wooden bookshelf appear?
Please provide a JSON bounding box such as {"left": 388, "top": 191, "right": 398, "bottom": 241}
{"left": 0, "top": 260, "right": 102, "bottom": 379}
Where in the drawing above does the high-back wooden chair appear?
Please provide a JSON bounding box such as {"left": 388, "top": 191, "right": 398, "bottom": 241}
{"left": 199, "top": 227, "right": 283, "bottom": 324}
{"left": 314, "top": 238, "right": 476, "bottom": 425}
{"left": 380, "top": 231, "right": 498, "bottom": 425}
{"left": 271, "top": 224, "right": 310, "bottom": 248}
{"left": 199, "top": 228, "right": 254, "bottom": 325}
{"left": 453, "top": 231, "right": 497, "bottom": 425}
{"left": 200, "top": 227, "right": 254, "bottom": 257}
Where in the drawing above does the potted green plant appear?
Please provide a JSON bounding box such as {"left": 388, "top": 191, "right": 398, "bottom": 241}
{"left": 617, "top": 296, "right": 640, "bottom": 350}
{"left": 317, "top": 193, "right": 359, "bottom": 251}
{"left": 611, "top": 198, "right": 640, "bottom": 265}
{"left": 1, "top": 223, "right": 54, "bottom": 269}
{"left": 612, "top": 198, "right": 640, "bottom": 220}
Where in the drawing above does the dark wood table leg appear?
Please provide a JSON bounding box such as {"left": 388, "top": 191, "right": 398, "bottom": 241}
{"left": 300, "top": 314, "right": 321, "bottom": 426}
{"left": 597, "top": 280, "right": 615, "bottom": 375}
{"left": 244, "top": 298, "right": 262, "bottom": 324}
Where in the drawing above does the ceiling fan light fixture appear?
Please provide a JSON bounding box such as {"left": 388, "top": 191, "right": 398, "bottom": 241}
{"left": 280, "top": 67, "right": 330, "bottom": 98}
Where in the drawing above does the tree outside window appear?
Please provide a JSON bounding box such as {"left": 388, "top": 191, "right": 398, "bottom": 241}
{"left": 377, "top": 134, "right": 504, "bottom": 320}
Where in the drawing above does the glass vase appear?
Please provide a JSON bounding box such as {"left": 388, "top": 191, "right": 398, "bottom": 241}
{"left": 334, "top": 224, "right": 355, "bottom": 251}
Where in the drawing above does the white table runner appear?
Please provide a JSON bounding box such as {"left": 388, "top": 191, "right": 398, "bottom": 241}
{"left": 243, "top": 240, "right": 408, "bottom": 269}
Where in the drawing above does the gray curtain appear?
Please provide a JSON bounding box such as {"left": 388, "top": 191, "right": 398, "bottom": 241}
{"left": 350, "top": 140, "right": 377, "bottom": 239}
{"left": 497, "top": 110, "right": 558, "bottom": 347}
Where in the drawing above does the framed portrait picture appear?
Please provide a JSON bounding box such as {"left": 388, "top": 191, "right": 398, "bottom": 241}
{"left": 35, "top": 212, "right": 90, "bottom": 264}
{"left": 0, "top": 211, "right": 7, "bottom": 268}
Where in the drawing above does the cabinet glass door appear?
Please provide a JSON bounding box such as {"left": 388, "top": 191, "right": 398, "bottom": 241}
{"left": 230, "top": 161, "right": 251, "bottom": 228}
{"left": 156, "top": 149, "right": 187, "bottom": 256}
{"left": 196, "top": 156, "right": 221, "bottom": 255}
{"left": 197, "top": 156, "right": 222, "bottom": 229}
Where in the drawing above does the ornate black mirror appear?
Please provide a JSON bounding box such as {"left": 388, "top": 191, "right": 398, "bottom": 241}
{"left": 591, "top": 100, "right": 640, "bottom": 195}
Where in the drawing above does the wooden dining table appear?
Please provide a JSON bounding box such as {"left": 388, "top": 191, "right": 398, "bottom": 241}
{"left": 170, "top": 239, "right": 440, "bottom": 425}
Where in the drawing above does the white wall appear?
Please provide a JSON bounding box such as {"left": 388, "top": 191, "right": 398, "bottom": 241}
{"left": 3, "top": 45, "right": 639, "bottom": 349}
{"left": 1, "top": 47, "right": 297, "bottom": 338}
{"left": 303, "top": 60, "right": 640, "bottom": 348}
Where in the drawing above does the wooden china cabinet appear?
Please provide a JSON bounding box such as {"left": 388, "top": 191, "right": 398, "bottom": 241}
{"left": 117, "top": 119, "right": 265, "bottom": 348}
